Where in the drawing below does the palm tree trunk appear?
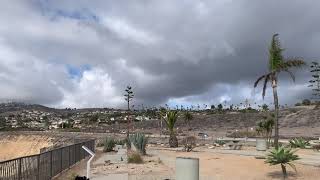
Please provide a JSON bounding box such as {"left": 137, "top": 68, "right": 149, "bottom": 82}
{"left": 169, "top": 131, "right": 178, "bottom": 148}
{"left": 272, "top": 79, "right": 280, "bottom": 149}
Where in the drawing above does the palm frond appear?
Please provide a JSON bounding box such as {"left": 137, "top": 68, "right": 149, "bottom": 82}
{"left": 279, "top": 59, "right": 306, "bottom": 69}
{"left": 287, "top": 162, "right": 297, "bottom": 173}
{"left": 269, "top": 34, "right": 285, "bottom": 71}
{"left": 254, "top": 75, "right": 266, "bottom": 88}
{"left": 262, "top": 74, "right": 271, "bottom": 99}
{"left": 284, "top": 69, "right": 295, "bottom": 82}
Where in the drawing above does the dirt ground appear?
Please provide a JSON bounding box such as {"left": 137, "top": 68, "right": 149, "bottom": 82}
{"left": 157, "top": 148, "right": 320, "bottom": 180}
{"left": 57, "top": 146, "right": 320, "bottom": 180}
{"left": 0, "top": 134, "right": 53, "bottom": 161}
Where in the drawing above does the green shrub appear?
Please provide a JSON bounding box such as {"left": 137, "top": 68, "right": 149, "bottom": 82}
{"left": 128, "top": 152, "right": 143, "bottom": 164}
{"left": 289, "top": 138, "right": 310, "bottom": 148}
{"left": 182, "top": 136, "right": 196, "bottom": 152}
{"left": 103, "top": 137, "right": 116, "bottom": 152}
{"left": 295, "top": 103, "right": 301, "bottom": 106}
{"left": 125, "top": 137, "right": 131, "bottom": 149}
{"left": 265, "top": 146, "right": 300, "bottom": 179}
{"left": 129, "top": 133, "right": 148, "bottom": 155}
{"left": 214, "top": 139, "right": 226, "bottom": 146}
{"left": 302, "top": 99, "right": 311, "bottom": 106}
{"left": 116, "top": 139, "right": 126, "bottom": 145}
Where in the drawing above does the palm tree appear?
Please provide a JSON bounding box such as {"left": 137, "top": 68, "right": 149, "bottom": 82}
{"left": 164, "top": 110, "right": 179, "bottom": 148}
{"left": 254, "top": 34, "right": 305, "bottom": 149}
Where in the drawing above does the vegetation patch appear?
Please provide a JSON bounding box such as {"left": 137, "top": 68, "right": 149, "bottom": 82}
{"left": 103, "top": 137, "right": 116, "bottom": 152}
{"left": 128, "top": 152, "right": 143, "bottom": 164}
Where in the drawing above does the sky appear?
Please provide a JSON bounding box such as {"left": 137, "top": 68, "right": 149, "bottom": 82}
{"left": 0, "top": 0, "right": 319, "bottom": 109}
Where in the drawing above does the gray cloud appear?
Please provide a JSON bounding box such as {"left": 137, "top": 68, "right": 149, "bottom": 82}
{"left": 0, "top": 0, "right": 318, "bottom": 108}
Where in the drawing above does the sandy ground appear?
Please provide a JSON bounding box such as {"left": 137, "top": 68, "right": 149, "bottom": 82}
{"left": 157, "top": 148, "right": 320, "bottom": 180}
{"left": 56, "top": 146, "right": 320, "bottom": 180}
{"left": 0, "top": 135, "right": 53, "bottom": 161}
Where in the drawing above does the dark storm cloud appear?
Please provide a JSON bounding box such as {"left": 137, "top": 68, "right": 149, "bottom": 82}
{"left": 0, "top": 0, "right": 319, "bottom": 107}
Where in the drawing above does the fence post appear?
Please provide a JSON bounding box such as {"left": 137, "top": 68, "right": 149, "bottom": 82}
{"left": 60, "top": 148, "right": 63, "bottom": 173}
{"left": 69, "top": 146, "right": 71, "bottom": 167}
{"left": 18, "top": 158, "right": 21, "bottom": 180}
{"left": 37, "top": 155, "right": 40, "bottom": 180}
{"left": 50, "top": 151, "right": 53, "bottom": 178}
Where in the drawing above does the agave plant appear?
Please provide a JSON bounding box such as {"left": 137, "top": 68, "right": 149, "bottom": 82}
{"left": 289, "top": 138, "right": 310, "bottom": 149}
{"left": 164, "top": 110, "right": 179, "bottom": 148}
{"left": 129, "top": 132, "right": 148, "bottom": 155}
{"left": 265, "top": 146, "right": 300, "bottom": 179}
{"left": 103, "top": 137, "right": 116, "bottom": 152}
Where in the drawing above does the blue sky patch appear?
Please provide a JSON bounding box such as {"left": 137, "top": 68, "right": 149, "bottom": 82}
{"left": 35, "top": 0, "right": 99, "bottom": 23}
{"left": 66, "top": 64, "right": 91, "bottom": 79}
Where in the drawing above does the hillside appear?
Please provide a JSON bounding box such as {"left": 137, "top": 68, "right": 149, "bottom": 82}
{"left": 0, "top": 103, "right": 319, "bottom": 138}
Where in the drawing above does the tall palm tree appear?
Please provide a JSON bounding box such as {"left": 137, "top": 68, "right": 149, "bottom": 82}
{"left": 254, "top": 34, "right": 305, "bottom": 149}
{"left": 164, "top": 110, "right": 179, "bottom": 148}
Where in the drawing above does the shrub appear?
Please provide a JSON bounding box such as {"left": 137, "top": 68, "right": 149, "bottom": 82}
{"left": 103, "top": 137, "right": 116, "bottom": 152}
{"left": 289, "top": 138, "right": 310, "bottom": 148}
{"left": 116, "top": 139, "right": 126, "bottom": 145}
{"left": 96, "top": 139, "right": 105, "bottom": 147}
{"left": 125, "top": 137, "right": 131, "bottom": 149}
{"left": 182, "top": 136, "right": 196, "bottom": 152}
{"left": 312, "top": 144, "right": 320, "bottom": 151}
{"left": 265, "top": 146, "right": 299, "bottom": 179}
{"left": 302, "top": 99, "right": 311, "bottom": 106}
{"left": 128, "top": 152, "right": 143, "bottom": 164}
{"left": 129, "top": 133, "right": 148, "bottom": 155}
{"left": 214, "top": 139, "right": 226, "bottom": 146}
{"left": 295, "top": 103, "right": 301, "bottom": 106}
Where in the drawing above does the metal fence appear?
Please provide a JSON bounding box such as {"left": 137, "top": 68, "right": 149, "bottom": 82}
{"left": 0, "top": 139, "right": 95, "bottom": 180}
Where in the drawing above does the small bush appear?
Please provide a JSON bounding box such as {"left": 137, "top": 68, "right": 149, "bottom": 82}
{"left": 103, "top": 137, "right": 116, "bottom": 152}
{"left": 312, "top": 144, "right": 320, "bottom": 151}
{"left": 125, "top": 137, "right": 131, "bottom": 149}
{"left": 295, "top": 103, "right": 301, "bottom": 106}
{"left": 97, "top": 139, "right": 105, "bottom": 147}
{"left": 214, "top": 139, "right": 226, "bottom": 146}
{"left": 302, "top": 99, "right": 311, "bottom": 106}
{"left": 116, "top": 139, "right": 126, "bottom": 145}
{"left": 289, "top": 138, "right": 310, "bottom": 149}
{"left": 182, "top": 136, "right": 196, "bottom": 152}
{"left": 128, "top": 152, "right": 143, "bottom": 164}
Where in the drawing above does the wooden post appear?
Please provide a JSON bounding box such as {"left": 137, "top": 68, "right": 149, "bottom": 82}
{"left": 18, "top": 158, "right": 22, "bottom": 180}
{"left": 60, "top": 148, "right": 63, "bottom": 172}
{"left": 37, "top": 155, "right": 40, "bottom": 180}
{"left": 69, "top": 146, "right": 71, "bottom": 167}
{"left": 50, "top": 151, "right": 53, "bottom": 178}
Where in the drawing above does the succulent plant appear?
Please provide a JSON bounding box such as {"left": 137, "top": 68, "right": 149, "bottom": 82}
{"left": 265, "top": 146, "right": 300, "bottom": 179}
